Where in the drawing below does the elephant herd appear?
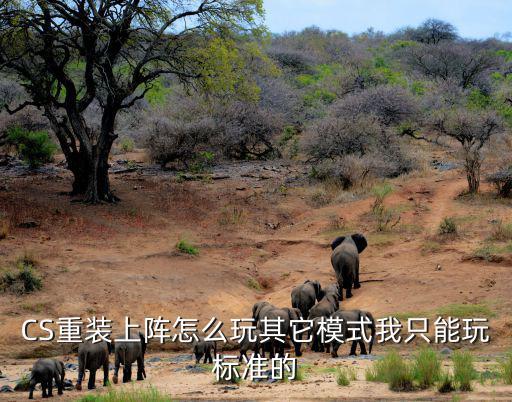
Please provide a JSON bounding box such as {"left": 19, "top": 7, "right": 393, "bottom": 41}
{"left": 195, "top": 233, "right": 376, "bottom": 361}
{"left": 26, "top": 233, "right": 371, "bottom": 399}
{"left": 27, "top": 332, "right": 146, "bottom": 399}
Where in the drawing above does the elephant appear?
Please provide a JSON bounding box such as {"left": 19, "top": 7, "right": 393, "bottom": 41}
{"left": 260, "top": 307, "right": 303, "bottom": 358}
{"left": 238, "top": 329, "right": 262, "bottom": 362}
{"left": 291, "top": 280, "right": 324, "bottom": 319}
{"left": 252, "top": 301, "right": 275, "bottom": 326}
{"left": 329, "top": 309, "right": 376, "bottom": 358}
{"left": 331, "top": 234, "right": 368, "bottom": 299}
{"left": 307, "top": 284, "right": 341, "bottom": 321}
{"left": 112, "top": 332, "right": 147, "bottom": 384}
{"left": 28, "top": 358, "right": 65, "bottom": 399}
{"left": 193, "top": 339, "right": 217, "bottom": 364}
{"left": 76, "top": 340, "right": 112, "bottom": 390}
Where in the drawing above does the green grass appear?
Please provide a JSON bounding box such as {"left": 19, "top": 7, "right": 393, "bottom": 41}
{"left": 119, "top": 137, "right": 135, "bottom": 153}
{"left": 499, "top": 351, "right": 512, "bottom": 384}
{"left": 453, "top": 350, "right": 477, "bottom": 391}
{"left": 436, "top": 303, "right": 497, "bottom": 319}
{"left": 412, "top": 347, "right": 441, "bottom": 389}
{"left": 489, "top": 220, "right": 512, "bottom": 241}
{"left": 0, "top": 258, "right": 42, "bottom": 295}
{"left": 438, "top": 217, "right": 457, "bottom": 235}
{"left": 175, "top": 239, "right": 199, "bottom": 256}
{"left": 247, "top": 277, "right": 261, "bottom": 291}
{"left": 421, "top": 240, "right": 441, "bottom": 254}
{"left": 437, "top": 370, "right": 455, "bottom": 393}
{"left": 366, "top": 351, "right": 414, "bottom": 391}
{"left": 77, "top": 386, "right": 173, "bottom": 402}
{"left": 473, "top": 242, "right": 512, "bottom": 260}
{"left": 336, "top": 367, "right": 357, "bottom": 386}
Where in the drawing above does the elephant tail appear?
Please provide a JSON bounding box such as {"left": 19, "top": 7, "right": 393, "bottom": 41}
{"left": 364, "top": 311, "right": 376, "bottom": 354}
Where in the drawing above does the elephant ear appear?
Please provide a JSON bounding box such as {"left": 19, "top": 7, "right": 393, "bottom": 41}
{"left": 312, "top": 281, "right": 323, "bottom": 301}
{"left": 331, "top": 236, "right": 346, "bottom": 250}
{"left": 351, "top": 233, "right": 368, "bottom": 253}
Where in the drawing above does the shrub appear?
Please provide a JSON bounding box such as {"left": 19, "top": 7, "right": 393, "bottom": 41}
{"left": 438, "top": 217, "right": 457, "bottom": 235}
{"left": 412, "top": 347, "right": 441, "bottom": 389}
{"left": 499, "top": 351, "right": 512, "bottom": 385}
{"left": 175, "top": 239, "right": 199, "bottom": 256}
{"left": 6, "top": 127, "right": 57, "bottom": 168}
{"left": 77, "top": 386, "right": 172, "bottom": 402}
{"left": 0, "top": 259, "right": 42, "bottom": 295}
{"left": 366, "top": 351, "right": 414, "bottom": 391}
{"left": 336, "top": 367, "right": 357, "bottom": 386}
{"left": 490, "top": 220, "right": 512, "bottom": 241}
{"left": 486, "top": 168, "right": 512, "bottom": 197}
{"left": 119, "top": 137, "right": 135, "bottom": 153}
{"left": 371, "top": 183, "right": 400, "bottom": 231}
{"left": 452, "top": 350, "right": 476, "bottom": 391}
{"left": 437, "top": 370, "right": 455, "bottom": 393}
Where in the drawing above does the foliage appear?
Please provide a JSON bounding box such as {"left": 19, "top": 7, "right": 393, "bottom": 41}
{"left": 0, "top": 258, "right": 42, "bottom": 295}
{"left": 371, "top": 183, "right": 400, "bottom": 231}
{"left": 499, "top": 351, "right": 512, "bottom": 385}
{"left": 452, "top": 350, "right": 477, "bottom": 391}
{"left": 336, "top": 367, "right": 357, "bottom": 386}
{"left": 490, "top": 220, "right": 512, "bottom": 241}
{"left": 438, "top": 217, "right": 457, "bottom": 235}
{"left": 437, "top": 370, "right": 455, "bottom": 393}
{"left": 175, "top": 239, "right": 199, "bottom": 256}
{"left": 366, "top": 351, "right": 414, "bottom": 391}
{"left": 6, "top": 127, "right": 57, "bottom": 168}
{"left": 412, "top": 347, "right": 441, "bottom": 389}
{"left": 119, "top": 138, "right": 135, "bottom": 153}
{"left": 77, "top": 386, "right": 173, "bottom": 402}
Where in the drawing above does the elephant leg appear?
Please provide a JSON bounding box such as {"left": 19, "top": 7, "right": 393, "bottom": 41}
{"left": 88, "top": 369, "right": 97, "bottom": 390}
{"left": 103, "top": 361, "right": 109, "bottom": 386}
{"left": 345, "top": 278, "right": 353, "bottom": 299}
{"left": 47, "top": 378, "right": 53, "bottom": 397}
{"left": 76, "top": 359, "right": 85, "bottom": 390}
{"left": 28, "top": 378, "right": 36, "bottom": 399}
{"left": 349, "top": 341, "right": 358, "bottom": 356}
{"left": 354, "top": 262, "right": 361, "bottom": 289}
{"left": 123, "top": 363, "right": 132, "bottom": 383}
{"left": 325, "top": 342, "right": 331, "bottom": 354}
{"left": 112, "top": 354, "right": 120, "bottom": 384}
{"left": 331, "top": 341, "right": 340, "bottom": 358}
{"left": 54, "top": 372, "right": 63, "bottom": 395}
{"left": 137, "top": 356, "right": 145, "bottom": 381}
{"left": 359, "top": 340, "right": 368, "bottom": 355}
{"left": 41, "top": 381, "right": 48, "bottom": 398}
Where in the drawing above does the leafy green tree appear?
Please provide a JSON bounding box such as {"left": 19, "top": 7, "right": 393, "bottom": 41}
{"left": 0, "top": 0, "right": 264, "bottom": 202}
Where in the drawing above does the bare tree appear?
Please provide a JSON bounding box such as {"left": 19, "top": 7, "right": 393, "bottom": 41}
{"left": 0, "top": 0, "right": 263, "bottom": 202}
{"left": 412, "top": 19, "right": 458, "bottom": 44}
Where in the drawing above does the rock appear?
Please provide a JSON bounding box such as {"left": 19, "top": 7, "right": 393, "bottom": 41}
{"left": 0, "top": 385, "right": 14, "bottom": 393}
{"left": 18, "top": 221, "right": 39, "bottom": 229}
{"left": 63, "top": 379, "right": 74, "bottom": 390}
{"left": 14, "top": 377, "right": 31, "bottom": 391}
{"left": 436, "top": 264, "right": 442, "bottom": 271}
{"left": 220, "top": 385, "right": 238, "bottom": 391}
{"left": 440, "top": 347, "right": 453, "bottom": 356}
{"left": 147, "top": 356, "right": 162, "bottom": 363}
{"left": 64, "top": 363, "right": 78, "bottom": 371}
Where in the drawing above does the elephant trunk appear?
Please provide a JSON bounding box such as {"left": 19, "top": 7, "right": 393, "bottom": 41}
{"left": 366, "top": 312, "right": 376, "bottom": 354}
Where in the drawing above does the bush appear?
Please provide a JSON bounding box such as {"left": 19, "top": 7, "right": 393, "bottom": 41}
{"left": 452, "top": 350, "right": 476, "bottom": 391}
{"left": 366, "top": 351, "right": 414, "bottom": 391}
{"left": 438, "top": 217, "right": 457, "bottom": 235}
{"left": 77, "top": 386, "right": 172, "bottom": 402}
{"left": 486, "top": 168, "right": 512, "bottom": 197}
{"left": 175, "top": 239, "right": 199, "bottom": 256}
{"left": 336, "top": 367, "right": 357, "bottom": 386}
{"left": 437, "top": 370, "right": 455, "bottom": 393}
{"left": 119, "top": 137, "right": 135, "bottom": 153}
{"left": 6, "top": 127, "right": 57, "bottom": 168}
{"left": 490, "top": 220, "right": 512, "bottom": 241}
{"left": 412, "top": 347, "right": 441, "bottom": 389}
{"left": 499, "top": 351, "right": 512, "bottom": 385}
{"left": 1, "top": 259, "right": 42, "bottom": 295}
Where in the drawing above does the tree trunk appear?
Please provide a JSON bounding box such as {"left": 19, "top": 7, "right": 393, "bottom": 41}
{"left": 83, "top": 142, "right": 117, "bottom": 204}
{"left": 465, "top": 154, "right": 481, "bottom": 194}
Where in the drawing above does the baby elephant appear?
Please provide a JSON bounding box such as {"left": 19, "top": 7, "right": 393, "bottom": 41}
{"left": 193, "top": 339, "right": 217, "bottom": 364}
{"left": 112, "top": 332, "right": 147, "bottom": 384}
{"left": 238, "top": 329, "right": 262, "bottom": 361}
{"left": 28, "top": 358, "right": 65, "bottom": 399}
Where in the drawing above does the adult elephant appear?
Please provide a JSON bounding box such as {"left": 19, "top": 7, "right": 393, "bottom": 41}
{"left": 252, "top": 301, "right": 275, "bottom": 326}
{"left": 112, "top": 332, "right": 147, "bottom": 384}
{"left": 331, "top": 234, "right": 368, "bottom": 299}
{"left": 307, "top": 284, "right": 341, "bottom": 352}
{"left": 330, "top": 309, "right": 376, "bottom": 358}
{"left": 76, "top": 339, "right": 112, "bottom": 390}
{"left": 291, "top": 280, "right": 324, "bottom": 319}
{"left": 261, "top": 307, "right": 303, "bottom": 358}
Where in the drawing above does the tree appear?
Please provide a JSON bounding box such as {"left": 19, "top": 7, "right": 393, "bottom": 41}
{"left": 0, "top": 0, "right": 264, "bottom": 202}
{"left": 411, "top": 19, "right": 457, "bottom": 44}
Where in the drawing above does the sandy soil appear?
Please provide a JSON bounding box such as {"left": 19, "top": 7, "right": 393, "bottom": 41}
{"left": 1, "top": 150, "right": 512, "bottom": 400}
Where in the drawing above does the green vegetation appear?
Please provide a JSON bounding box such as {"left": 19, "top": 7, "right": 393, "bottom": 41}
{"left": 1, "top": 256, "right": 42, "bottom": 295}
{"left": 452, "top": 350, "right": 477, "bottom": 391}
{"left": 77, "top": 387, "right": 173, "bottom": 402}
{"left": 473, "top": 242, "right": 512, "bottom": 261}
{"left": 371, "top": 183, "right": 400, "bottom": 232}
{"left": 119, "top": 137, "right": 135, "bottom": 153}
{"left": 438, "top": 217, "right": 457, "bottom": 235}
{"left": 366, "top": 351, "right": 414, "bottom": 391}
{"left": 490, "top": 220, "right": 512, "bottom": 241}
{"left": 247, "top": 277, "right": 261, "bottom": 291}
{"left": 175, "top": 239, "right": 199, "bottom": 256}
{"left": 499, "top": 351, "right": 512, "bottom": 384}
{"left": 437, "top": 370, "right": 455, "bottom": 393}
{"left": 6, "top": 127, "right": 57, "bottom": 168}
{"left": 436, "top": 302, "right": 496, "bottom": 319}
{"left": 412, "top": 347, "right": 441, "bottom": 389}
{"left": 336, "top": 367, "right": 357, "bottom": 386}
